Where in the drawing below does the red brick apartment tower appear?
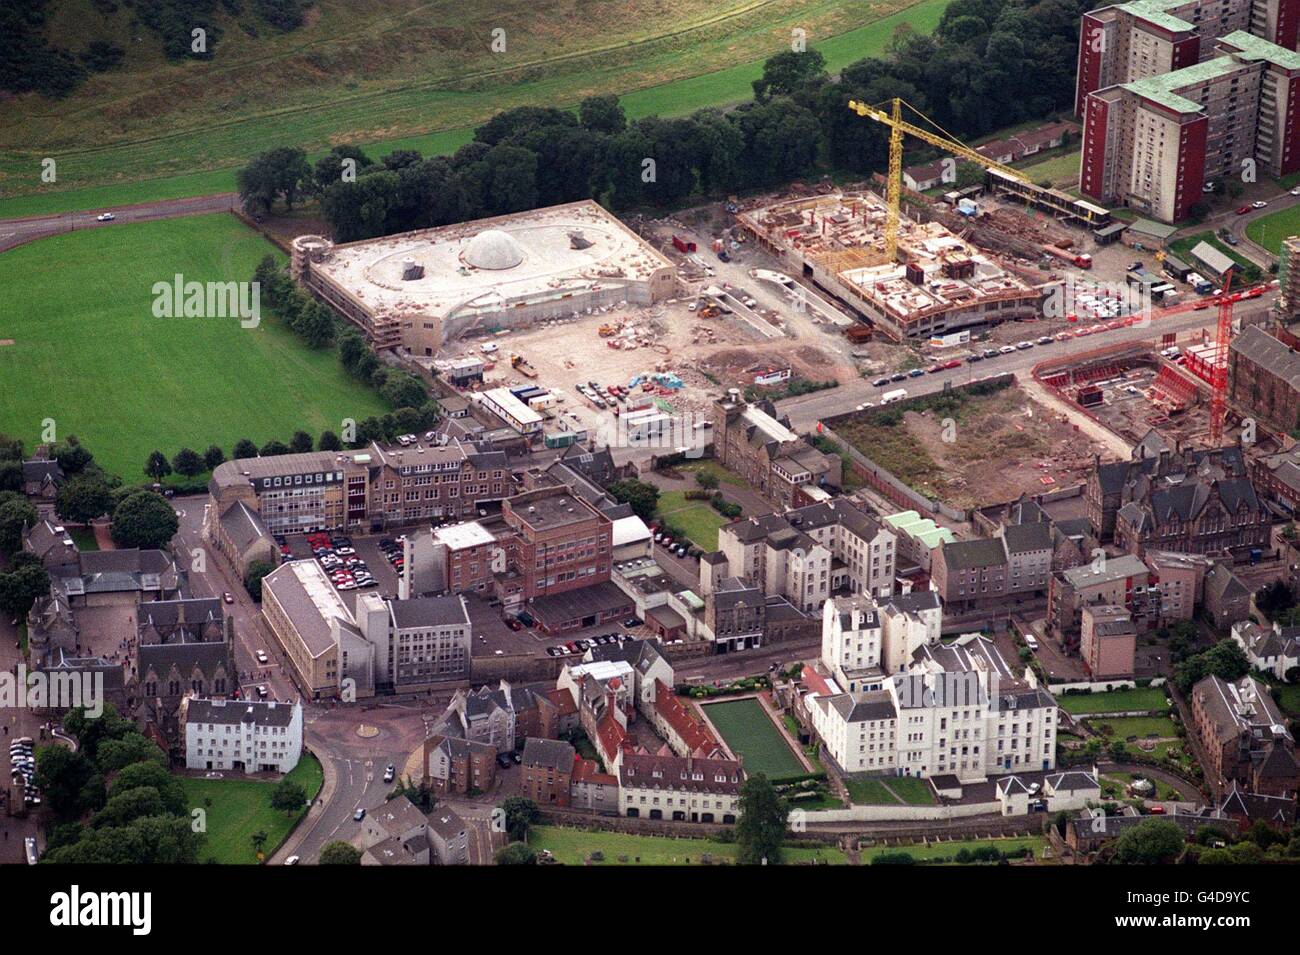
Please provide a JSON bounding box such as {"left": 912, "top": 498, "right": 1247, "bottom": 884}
{"left": 1076, "top": 11, "right": 1112, "bottom": 116}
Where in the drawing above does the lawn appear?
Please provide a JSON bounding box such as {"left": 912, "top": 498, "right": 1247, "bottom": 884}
{"left": 527, "top": 825, "right": 847, "bottom": 865}
{"left": 1274, "top": 684, "right": 1300, "bottom": 717}
{"left": 1167, "top": 232, "right": 1262, "bottom": 280}
{"left": 0, "top": 215, "right": 390, "bottom": 481}
{"left": 884, "top": 775, "right": 936, "bottom": 806}
{"left": 1101, "top": 772, "right": 1180, "bottom": 802}
{"left": 1056, "top": 687, "right": 1169, "bottom": 715}
{"left": 701, "top": 698, "right": 807, "bottom": 781}
{"left": 677, "top": 460, "right": 751, "bottom": 489}
{"left": 1089, "top": 715, "right": 1180, "bottom": 739}
{"left": 845, "top": 776, "right": 902, "bottom": 805}
{"left": 0, "top": 0, "right": 954, "bottom": 218}
{"left": 656, "top": 490, "right": 729, "bottom": 551}
{"left": 860, "top": 835, "right": 1047, "bottom": 864}
{"left": 1018, "top": 148, "right": 1080, "bottom": 189}
{"left": 1246, "top": 203, "right": 1300, "bottom": 256}
{"left": 67, "top": 527, "right": 99, "bottom": 551}
{"left": 180, "top": 753, "right": 323, "bottom": 865}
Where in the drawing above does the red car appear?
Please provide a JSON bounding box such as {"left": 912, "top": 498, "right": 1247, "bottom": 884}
{"left": 1236, "top": 206, "right": 1252, "bottom": 215}
{"left": 504, "top": 618, "right": 523, "bottom": 632}
{"left": 941, "top": 359, "right": 962, "bottom": 370}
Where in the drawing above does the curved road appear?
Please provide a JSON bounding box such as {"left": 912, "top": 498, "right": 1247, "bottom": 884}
{"left": 0, "top": 193, "right": 238, "bottom": 253}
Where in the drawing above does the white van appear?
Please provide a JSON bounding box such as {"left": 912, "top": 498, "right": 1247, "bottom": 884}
{"left": 879, "top": 388, "right": 908, "bottom": 405}
{"left": 1024, "top": 635, "right": 1039, "bottom": 651}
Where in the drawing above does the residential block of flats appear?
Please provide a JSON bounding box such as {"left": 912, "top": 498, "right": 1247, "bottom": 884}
{"left": 1190, "top": 674, "right": 1299, "bottom": 796}
{"left": 180, "top": 695, "right": 303, "bottom": 775}
{"left": 806, "top": 597, "right": 1059, "bottom": 782}
{"left": 706, "top": 498, "right": 897, "bottom": 611}
{"left": 1081, "top": 30, "right": 1300, "bottom": 221}
{"left": 1074, "top": 0, "right": 1299, "bottom": 116}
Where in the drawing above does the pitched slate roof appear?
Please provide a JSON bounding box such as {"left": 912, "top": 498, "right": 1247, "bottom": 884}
{"left": 940, "top": 537, "right": 1007, "bottom": 571}
{"left": 521, "top": 737, "right": 576, "bottom": 772}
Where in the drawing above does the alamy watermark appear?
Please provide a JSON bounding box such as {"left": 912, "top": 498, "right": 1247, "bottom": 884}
{"left": 1, "top": 665, "right": 103, "bottom": 717}
{"left": 152, "top": 275, "right": 261, "bottom": 328}
{"left": 594, "top": 410, "right": 709, "bottom": 458}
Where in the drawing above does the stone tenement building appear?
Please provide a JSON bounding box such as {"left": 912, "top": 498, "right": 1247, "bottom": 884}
{"left": 711, "top": 392, "right": 839, "bottom": 508}
{"left": 1085, "top": 443, "right": 1269, "bottom": 557}
{"left": 1228, "top": 324, "right": 1300, "bottom": 436}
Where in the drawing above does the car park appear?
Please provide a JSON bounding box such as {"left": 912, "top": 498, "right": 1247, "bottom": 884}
{"left": 354, "top": 808, "right": 366, "bottom": 821}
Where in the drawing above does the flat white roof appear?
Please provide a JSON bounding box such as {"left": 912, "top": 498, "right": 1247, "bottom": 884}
{"left": 611, "top": 514, "right": 652, "bottom": 547}
{"left": 568, "top": 659, "right": 635, "bottom": 683}
{"left": 433, "top": 521, "right": 496, "bottom": 550}
{"left": 481, "top": 387, "right": 544, "bottom": 427}
{"left": 742, "top": 404, "right": 797, "bottom": 444}
{"left": 309, "top": 200, "right": 671, "bottom": 321}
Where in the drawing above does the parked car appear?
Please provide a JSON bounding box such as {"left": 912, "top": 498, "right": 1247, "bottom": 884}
{"left": 354, "top": 808, "right": 366, "bottom": 821}
{"left": 222, "top": 592, "right": 235, "bottom": 604}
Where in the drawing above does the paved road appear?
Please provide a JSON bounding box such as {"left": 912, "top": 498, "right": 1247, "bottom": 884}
{"left": 173, "top": 496, "right": 297, "bottom": 702}
{"left": 0, "top": 193, "right": 239, "bottom": 252}
{"left": 775, "top": 297, "right": 1277, "bottom": 432}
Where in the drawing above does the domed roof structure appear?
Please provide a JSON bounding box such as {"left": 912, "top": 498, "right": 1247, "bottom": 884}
{"left": 463, "top": 229, "right": 524, "bottom": 270}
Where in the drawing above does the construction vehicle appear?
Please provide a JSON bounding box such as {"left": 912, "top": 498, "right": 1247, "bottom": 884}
{"left": 671, "top": 235, "right": 697, "bottom": 253}
{"left": 598, "top": 324, "right": 618, "bottom": 337}
{"left": 510, "top": 353, "right": 538, "bottom": 379}
{"left": 844, "top": 324, "right": 874, "bottom": 344}
{"left": 846, "top": 98, "right": 1031, "bottom": 261}
{"left": 1043, "top": 244, "right": 1093, "bottom": 269}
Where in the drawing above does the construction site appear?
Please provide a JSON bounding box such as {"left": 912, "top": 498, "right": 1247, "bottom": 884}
{"left": 826, "top": 379, "right": 1114, "bottom": 511}
{"left": 736, "top": 189, "right": 1047, "bottom": 342}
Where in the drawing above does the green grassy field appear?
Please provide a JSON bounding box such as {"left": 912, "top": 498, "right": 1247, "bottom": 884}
{"left": 1090, "top": 715, "right": 1180, "bottom": 739}
{"left": 676, "top": 460, "right": 752, "bottom": 488}
{"left": 656, "top": 490, "right": 729, "bottom": 551}
{"left": 700, "top": 697, "right": 807, "bottom": 780}
{"left": 181, "top": 754, "right": 323, "bottom": 865}
{"left": 1245, "top": 204, "right": 1300, "bottom": 255}
{"left": 0, "top": 0, "right": 953, "bottom": 218}
{"left": 1056, "top": 687, "right": 1169, "bottom": 715}
{"left": 860, "top": 835, "right": 1047, "bottom": 864}
{"left": 528, "top": 825, "right": 847, "bottom": 864}
{"left": 0, "top": 214, "right": 389, "bottom": 481}
{"left": 1019, "top": 148, "right": 1080, "bottom": 188}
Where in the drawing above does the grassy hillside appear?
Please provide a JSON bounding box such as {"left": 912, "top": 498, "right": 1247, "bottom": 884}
{"left": 0, "top": 0, "right": 949, "bottom": 214}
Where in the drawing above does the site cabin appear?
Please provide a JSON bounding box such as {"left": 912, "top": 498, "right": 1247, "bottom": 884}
{"left": 880, "top": 388, "right": 908, "bottom": 405}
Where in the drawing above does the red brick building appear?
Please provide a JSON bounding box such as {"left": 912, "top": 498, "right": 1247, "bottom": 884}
{"left": 519, "top": 737, "right": 576, "bottom": 807}
{"left": 422, "top": 733, "right": 498, "bottom": 796}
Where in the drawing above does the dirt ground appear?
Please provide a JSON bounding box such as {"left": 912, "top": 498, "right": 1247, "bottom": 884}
{"left": 836, "top": 383, "right": 1111, "bottom": 510}
{"left": 442, "top": 294, "right": 858, "bottom": 436}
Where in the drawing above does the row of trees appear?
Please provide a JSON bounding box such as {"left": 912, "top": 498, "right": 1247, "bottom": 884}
{"left": 237, "top": 0, "right": 1090, "bottom": 242}
{"left": 36, "top": 706, "right": 204, "bottom": 863}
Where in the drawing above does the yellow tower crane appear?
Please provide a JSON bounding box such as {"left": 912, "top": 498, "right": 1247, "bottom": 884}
{"left": 846, "top": 98, "right": 1033, "bottom": 261}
